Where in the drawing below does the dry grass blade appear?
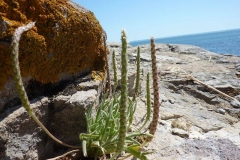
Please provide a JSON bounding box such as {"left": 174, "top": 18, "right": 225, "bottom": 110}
{"left": 46, "top": 149, "right": 81, "bottom": 160}
{"left": 170, "top": 67, "right": 238, "bottom": 102}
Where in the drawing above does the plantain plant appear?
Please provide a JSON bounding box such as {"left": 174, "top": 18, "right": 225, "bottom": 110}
{"left": 80, "top": 94, "right": 150, "bottom": 159}
{"left": 12, "top": 22, "right": 159, "bottom": 159}
{"left": 80, "top": 31, "right": 152, "bottom": 160}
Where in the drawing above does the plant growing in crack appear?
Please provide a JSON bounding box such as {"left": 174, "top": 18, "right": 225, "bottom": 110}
{"left": 79, "top": 30, "right": 153, "bottom": 160}
{"left": 11, "top": 22, "right": 160, "bottom": 159}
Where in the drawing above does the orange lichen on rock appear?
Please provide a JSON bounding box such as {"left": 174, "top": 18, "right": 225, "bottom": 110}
{"left": 0, "top": 0, "right": 106, "bottom": 89}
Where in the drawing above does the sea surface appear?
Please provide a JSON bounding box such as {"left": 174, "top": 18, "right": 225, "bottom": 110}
{"left": 129, "top": 29, "right": 240, "bottom": 56}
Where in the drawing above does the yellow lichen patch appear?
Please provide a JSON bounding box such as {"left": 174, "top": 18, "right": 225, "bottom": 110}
{"left": 0, "top": 0, "right": 107, "bottom": 89}
{"left": 91, "top": 71, "right": 105, "bottom": 81}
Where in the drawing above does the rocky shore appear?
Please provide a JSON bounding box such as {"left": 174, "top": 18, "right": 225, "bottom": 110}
{"left": 1, "top": 42, "right": 240, "bottom": 159}
{"left": 1, "top": 0, "right": 239, "bottom": 159}
{"left": 108, "top": 43, "right": 240, "bottom": 159}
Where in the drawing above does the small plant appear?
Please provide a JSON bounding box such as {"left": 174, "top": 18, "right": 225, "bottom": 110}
{"left": 79, "top": 31, "right": 152, "bottom": 159}
{"left": 80, "top": 95, "right": 150, "bottom": 159}
{"left": 12, "top": 22, "right": 160, "bottom": 159}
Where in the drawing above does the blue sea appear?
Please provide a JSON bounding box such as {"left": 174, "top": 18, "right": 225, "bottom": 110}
{"left": 129, "top": 29, "right": 240, "bottom": 56}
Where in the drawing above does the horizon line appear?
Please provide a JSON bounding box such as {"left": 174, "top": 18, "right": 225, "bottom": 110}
{"left": 129, "top": 27, "right": 240, "bottom": 43}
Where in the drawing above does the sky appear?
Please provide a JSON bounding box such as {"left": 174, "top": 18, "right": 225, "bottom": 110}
{"left": 73, "top": 0, "right": 240, "bottom": 42}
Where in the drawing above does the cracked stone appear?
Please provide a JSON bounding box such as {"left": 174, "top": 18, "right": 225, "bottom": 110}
{"left": 172, "top": 128, "right": 189, "bottom": 138}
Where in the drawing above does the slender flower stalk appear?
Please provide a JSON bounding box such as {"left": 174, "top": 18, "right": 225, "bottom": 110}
{"left": 11, "top": 22, "right": 80, "bottom": 149}
{"left": 112, "top": 49, "right": 118, "bottom": 87}
{"left": 111, "top": 30, "right": 128, "bottom": 160}
{"left": 146, "top": 73, "right": 151, "bottom": 125}
{"left": 103, "top": 34, "right": 111, "bottom": 96}
{"left": 133, "top": 46, "right": 140, "bottom": 101}
{"left": 11, "top": 22, "right": 35, "bottom": 113}
{"left": 138, "top": 73, "right": 151, "bottom": 131}
{"left": 147, "top": 37, "right": 160, "bottom": 142}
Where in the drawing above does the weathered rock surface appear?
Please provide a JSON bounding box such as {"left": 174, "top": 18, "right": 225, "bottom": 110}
{"left": 108, "top": 43, "right": 240, "bottom": 159}
{"left": 0, "top": 0, "right": 107, "bottom": 111}
{"left": 1, "top": 37, "right": 240, "bottom": 159}
{"left": 0, "top": 74, "right": 106, "bottom": 159}
{"left": 0, "top": 97, "right": 50, "bottom": 159}
{"left": 50, "top": 85, "right": 100, "bottom": 144}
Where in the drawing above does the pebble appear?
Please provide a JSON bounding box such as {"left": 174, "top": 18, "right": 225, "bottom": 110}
{"left": 230, "top": 100, "right": 240, "bottom": 108}
{"left": 216, "top": 108, "right": 226, "bottom": 115}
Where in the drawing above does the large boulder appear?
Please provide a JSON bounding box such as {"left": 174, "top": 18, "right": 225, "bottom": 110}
{"left": 0, "top": 0, "right": 107, "bottom": 111}
{"left": 0, "top": 0, "right": 108, "bottom": 159}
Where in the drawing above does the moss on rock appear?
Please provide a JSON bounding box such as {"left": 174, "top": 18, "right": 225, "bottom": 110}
{"left": 0, "top": 0, "right": 106, "bottom": 89}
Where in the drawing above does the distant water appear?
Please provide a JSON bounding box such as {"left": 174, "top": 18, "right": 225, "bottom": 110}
{"left": 129, "top": 29, "right": 240, "bottom": 56}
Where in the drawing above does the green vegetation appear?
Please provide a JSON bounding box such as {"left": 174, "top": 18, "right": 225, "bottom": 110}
{"left": 11, "top": 23, "right": 160, "bottom": 159}
{"left": 80, "top": 34, "right": 161, "bottom": 159}
{"left": 80, "top": 95, "right": 151, "bottom": 159}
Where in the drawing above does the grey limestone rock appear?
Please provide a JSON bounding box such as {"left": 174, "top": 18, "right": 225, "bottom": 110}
{"left": 171, "top": 117, "right": 190, "bottom": 131}
{"left": 50, "top": 89, "right": 98, "bottom": 145}
{"left": 0, "top": 74, "right": 105, "bottom": 159}
{"left": 109, "top": 43, "right": 240, "bottom": 159}
{"left": 230, "top": 100, "right": 240, "bottom": 108}
{"left": 171, "top": 128, "right": 189, "bottom": 138}
{"left": 0, "top": 97, "right": 51, "bottom": 160}
{"left": 236, "top": 63, "right": 240, "bottom": 71}
{"left": 216, "top": 108, "right": 226, "bottom": 115}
